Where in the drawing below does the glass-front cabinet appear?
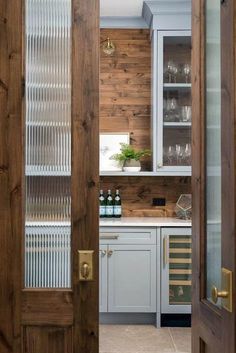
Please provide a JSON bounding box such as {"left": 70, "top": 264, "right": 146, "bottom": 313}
{"left": 161, "top": 227, "right": 192, "bottom": 313}
{"left": 156, "top": 31, "right": 192, "bottom": 175}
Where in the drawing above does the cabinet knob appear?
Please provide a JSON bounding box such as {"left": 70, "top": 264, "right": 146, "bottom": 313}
{"left": 108, "top": 250, "right": 113, "bottom": 257}
{"left": 101, "top": 250, "right": 107, "bottom": 257}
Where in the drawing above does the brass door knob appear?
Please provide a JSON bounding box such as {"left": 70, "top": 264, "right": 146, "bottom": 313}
{"left": 211, "top": 286, "right": 229, "bottom": 304}
{"left": 81, "top": 262, "right": 90, "bottom": 279}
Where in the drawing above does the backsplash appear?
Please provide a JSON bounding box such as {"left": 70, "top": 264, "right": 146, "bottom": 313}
{"left": 100, "top": 176, "right": 191, "bottom": 217}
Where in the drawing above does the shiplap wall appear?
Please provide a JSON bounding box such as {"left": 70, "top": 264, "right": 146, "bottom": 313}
{"left": 100, "top": 29, "right": 191, "bottom": 216}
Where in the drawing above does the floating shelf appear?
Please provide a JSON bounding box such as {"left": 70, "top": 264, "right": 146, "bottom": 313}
{"left": 100, "top": 169, "right": 191, "bottom": 177}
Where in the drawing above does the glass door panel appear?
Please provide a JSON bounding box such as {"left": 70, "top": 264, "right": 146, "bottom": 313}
{"left": 205, "top": 0, "right": 222, "bottom": 304}
{"left": 158, "top": 33, "right": 192, "bottom": 172}
{"left": 25, "top": 0, "right": 72, "bottom": 288}
{"left": 169, "top": 235, "right": 192, "bottom": 305}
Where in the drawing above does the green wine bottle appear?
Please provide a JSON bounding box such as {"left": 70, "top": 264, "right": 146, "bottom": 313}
{"left": 114, "top": 189, "right": 122, "bottom": 218}
{"left": 99, "top": 190, "right": 106, "bottom": 218}
{"left": 105, "top": 190, "right": 114, "bottom": 218}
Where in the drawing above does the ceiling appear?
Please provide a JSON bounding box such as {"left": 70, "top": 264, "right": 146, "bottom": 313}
{"left": 100, "top": 0, "right": 145, "bottom": 17}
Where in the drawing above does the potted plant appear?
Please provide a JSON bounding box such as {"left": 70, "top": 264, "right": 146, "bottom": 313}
{"left": 110, "top": 143, "right": 151, "bottom": 172}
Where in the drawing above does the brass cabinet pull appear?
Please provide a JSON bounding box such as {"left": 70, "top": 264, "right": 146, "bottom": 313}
{"left": 100, "top": 233, "right": 119, "bottom": 240}
{"left": 163, "top": 236, "right": 169, "bottom": 266}
{"left": 108, "top": 250, "right": 113, "bottom": 257}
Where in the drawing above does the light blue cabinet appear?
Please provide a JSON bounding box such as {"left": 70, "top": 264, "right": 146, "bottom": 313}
{"left": 108, "top": 244, "right": 157, "bottom": 312}
{"left": 99, "top": 227, "right": 158, "bottom": 314}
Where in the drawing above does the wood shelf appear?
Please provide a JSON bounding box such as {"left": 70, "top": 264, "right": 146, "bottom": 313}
{"left": 169, "top": 238, "right": 192, "bottom": 244}
{"left": 169, "top": 269, "right": 192, "bottom": 275}
{"left": 169, "top": 248, "right": 192, "bottom": 254}
{"left": 169, "top": 258, "right": 192, "bottom": 264}
{"left": 169, "top": 280, "right": 191, "bottom": 286}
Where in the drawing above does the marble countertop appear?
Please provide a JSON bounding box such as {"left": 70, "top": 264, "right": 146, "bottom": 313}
{"left": 100, "top": 217, "right": 191, "bottom": 227}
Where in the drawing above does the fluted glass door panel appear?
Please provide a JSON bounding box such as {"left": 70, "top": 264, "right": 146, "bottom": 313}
{"left": 25, "top": 0, "right": 72, "bottom": 288}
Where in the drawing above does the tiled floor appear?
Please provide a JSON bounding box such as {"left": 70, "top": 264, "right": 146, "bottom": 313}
{"left": 100, "top": 325, "right": 191, "bottom": 353}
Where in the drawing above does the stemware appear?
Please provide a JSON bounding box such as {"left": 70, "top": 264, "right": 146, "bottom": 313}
{"left": 182, "top": 64, "right": 191, "bottom": 83}
{"left": 165, "top": 61, "right": 178, "bottom": 83}
{"left": 180, "top": 106, "right": 192, "bottom": 122}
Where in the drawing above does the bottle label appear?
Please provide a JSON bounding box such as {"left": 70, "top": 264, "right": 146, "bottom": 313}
{"left": 106, "top": 206, "right": 113, "bottom": 216}
{"left": 100, "top": 206, "right": 106, "bottom": 216}
{"left": 114, "top": 206, "right": 122, "bottom": 216}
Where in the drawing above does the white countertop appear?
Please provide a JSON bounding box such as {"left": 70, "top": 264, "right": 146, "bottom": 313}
{"left": 100, "top": 217, "right": 191, "bottom": 227}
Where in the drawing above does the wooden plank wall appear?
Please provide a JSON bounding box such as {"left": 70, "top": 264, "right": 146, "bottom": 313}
{"left": 100, "top": 29, "right": 152, "bottom": 171}
{"left": 100, "top": 29, "right": 191, "bottom": 217}
{"left": 100, "top": 176, "right": 191, "bottom": 217}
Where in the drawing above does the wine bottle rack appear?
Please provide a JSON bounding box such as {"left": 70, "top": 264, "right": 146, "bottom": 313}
{"left": 169, "top": 235, "right": 192, "bottom": 305}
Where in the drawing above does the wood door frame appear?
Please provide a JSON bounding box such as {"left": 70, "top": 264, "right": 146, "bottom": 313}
{"left": 192, "top": 0, "right": 236, "bottom": 352}
{"left": 0, "top": 0, "right": 99, "bottom": 352}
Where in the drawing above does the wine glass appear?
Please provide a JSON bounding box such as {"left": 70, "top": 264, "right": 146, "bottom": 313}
{"left": 180, "top": 106, "right": 192, "bottom": 122}
{"left": 166, "top": 61, "right": 178, "bottom": 83}
{"left": 166, "top": 146, "right": 175, "bottom": 165}
{"left": 176, "top": 144, "right": 184, "bottom": 165}
{"left": 183, "top": 64, "right": 191, "bottom": 83}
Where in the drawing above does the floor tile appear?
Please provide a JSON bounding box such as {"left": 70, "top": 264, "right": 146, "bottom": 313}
{"left": 99, "top": 325, "right": 191, "bottom": 353}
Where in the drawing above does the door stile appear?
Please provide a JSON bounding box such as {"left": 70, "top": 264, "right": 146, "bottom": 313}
{"left": 71, "top": 1, "right": 100, "bottom": 353}
{"left": 0, "top": 0, "right": 23, "bottom": 353}
{"left": 221, "top": 0, "right": 236, "bottom": 351}
{"left": 192, "top": 0, "right": 236, "bottom": 352}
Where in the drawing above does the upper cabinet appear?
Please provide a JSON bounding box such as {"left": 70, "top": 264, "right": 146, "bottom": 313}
{"left": 147, "top": 0, "right": 192, "bottom": 176}
{"left": 155, "top": 31, "right": 191, "bottom": 175}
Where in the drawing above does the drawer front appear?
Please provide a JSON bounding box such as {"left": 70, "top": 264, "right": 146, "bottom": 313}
{"left": 99, "top": 227, "right": 157, "bottom": 245}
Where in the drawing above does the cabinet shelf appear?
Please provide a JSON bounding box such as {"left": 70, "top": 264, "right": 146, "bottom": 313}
{"left": 169, "top": 248, "right": 192, "bottom": 254}
{"left": 169, "top": 269, "right": 192, "bottom": 275}
{"left": 163, "top": 122, "right": 191, "bottom": 127}
{"left": 163, "top": 83, "right": 191, "bottom": 90}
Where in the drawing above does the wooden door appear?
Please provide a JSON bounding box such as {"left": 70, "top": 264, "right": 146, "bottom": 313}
{"left": 0, "top": 1, "right": 99, "bottom": 353}
{"left": 192, "top": 0, "right": 236, "bottom": 352}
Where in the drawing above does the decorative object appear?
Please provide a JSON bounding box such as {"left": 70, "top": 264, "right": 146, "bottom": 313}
{"left": 100, "top": 133, "right": 130, "bottom": 172}
{"left": 102, "top": 37, "right": 115, "bottom": 55}
{"left": 175, "top": 194, "right": 192, "bottom": 220}
{"left": 110, "top": 143, "right": 151, "bottom": 172}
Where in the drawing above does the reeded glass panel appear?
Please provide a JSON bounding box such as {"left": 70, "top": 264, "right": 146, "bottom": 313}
{"left": 25, "top": 0, "right": 72, "bottom": 288}
{"left": 205, "top": 0, "right": 221, "bottom": 304}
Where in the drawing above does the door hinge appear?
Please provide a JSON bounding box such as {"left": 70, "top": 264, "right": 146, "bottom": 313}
{"left": 21, "top": 77, "right": 25, "bottom": 99}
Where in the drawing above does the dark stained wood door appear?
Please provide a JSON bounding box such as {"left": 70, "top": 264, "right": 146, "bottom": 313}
{"left": 192, "top": 0, "right": 236, "bottom": 352}
{"left": 0, "top": 1, "right": 99, "bottom": 353}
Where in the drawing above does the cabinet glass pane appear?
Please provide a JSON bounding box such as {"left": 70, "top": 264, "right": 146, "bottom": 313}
{"left": 169, "top": 235, "right": 192, "bottom": 305}
{"left": 162, "top": 36, "right": 192, "bottom": 169}
{"left": 25, "top": 0, "right": 72, "bottom": 288}
{"left": 205, "top": 0, "right": 221, "bottom": 304}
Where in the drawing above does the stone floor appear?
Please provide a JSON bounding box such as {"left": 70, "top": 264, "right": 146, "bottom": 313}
{"left": 100, "top": 325, "right": 191, "bottom": 353}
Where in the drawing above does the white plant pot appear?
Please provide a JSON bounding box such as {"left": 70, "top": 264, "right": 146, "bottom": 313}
{"left": 123, "top": 159, "right": 141, "bottom": 172}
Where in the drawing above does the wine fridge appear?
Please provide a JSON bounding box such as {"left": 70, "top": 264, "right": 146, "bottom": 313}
{"left": 161, "top": 227, "right": 192, "bottom": 314}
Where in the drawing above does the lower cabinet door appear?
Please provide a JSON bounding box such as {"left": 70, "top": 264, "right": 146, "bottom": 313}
{"left": 161, "top": 227, "right": 192, "bottom": 314}
{"left": 100, "top": 245, "right": 108, "bottom": 312}
{"left": 108, "top": 245, "right": 156, "bottom": 312}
